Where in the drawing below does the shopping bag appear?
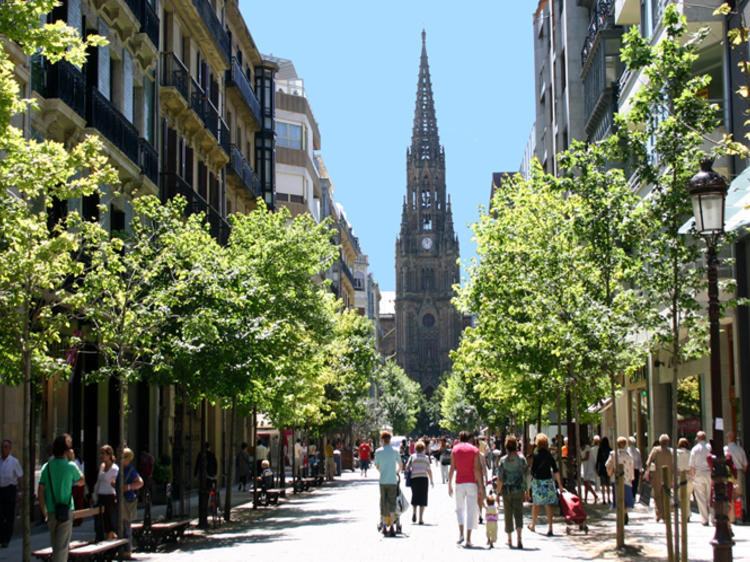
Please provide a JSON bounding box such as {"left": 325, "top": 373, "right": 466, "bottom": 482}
{"left": 639, "top": 480, "right": 651, "bottom": 506}
{"left": 396, "top": 487, "right": 410, "bottom": 515}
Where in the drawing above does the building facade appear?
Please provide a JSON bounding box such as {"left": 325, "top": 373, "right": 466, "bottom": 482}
{"left": 394, "top": 32, "right": 465, "bottom": 394}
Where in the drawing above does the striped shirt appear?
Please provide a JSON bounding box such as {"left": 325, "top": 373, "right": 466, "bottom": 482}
{"left": 407, "top": 453, "right": 431, "bottom": 478}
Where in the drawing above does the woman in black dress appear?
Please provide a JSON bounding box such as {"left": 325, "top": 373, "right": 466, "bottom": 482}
{"left": 596, "top": 436, "right": 612, "bottom": 506}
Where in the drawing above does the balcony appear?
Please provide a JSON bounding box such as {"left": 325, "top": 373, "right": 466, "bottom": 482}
{"left": 191, "top": 0, "right": 230, "bottom": 64}
{"left": 218, "top": 117, "right": 230, "bottom": 156}
{"left": 36, "top": 60, "right": 87, "bottom": 122}
{"left": 139, "top": 0, "right": 159, "bottom": 47}
{"left": 160, "top": 172, "right": 229, "bottom": 245}
{"left": 138, "top": 138, "right": 158, "bottom": 185}
{"left": 88, "top": 87, "right": 139, "bottom": 166}
{"left": 228, "top": 144, "right": 262, "bottom": 199}
{"left": 340, "top": 255, "right": 355, "bottom": 288}
{"left": 226, "top": 57, "right": 262, "bottom": 127}
{"left": 581, "top": 0, "right": 616, "bottom": 69}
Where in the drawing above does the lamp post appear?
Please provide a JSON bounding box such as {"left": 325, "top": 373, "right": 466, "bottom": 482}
{"left": 686, "top": 158, "right": 733, "bottom": 562}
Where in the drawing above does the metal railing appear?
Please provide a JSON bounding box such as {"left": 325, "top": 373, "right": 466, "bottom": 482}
{"left": 226, "top": 57, "right": 261, "bottom": 125}
{"left": 140, "top": 0, "right": 159, "bottom": 47}
{"left": 340, "top": 256, "right": 355, "bottom": 287}
{"left": 139, "top": 138, "right": 158, "bottom": 185}
{"left": 229, "top": 144, "right": 261, "bottom": 198}
{"left": 161, "top": 52, "right": 190, "bottom": 101}
{"left": 191, "top": 0, "right": 230, "bottom": 63}
{"left": 581, "top": 0, "right": 615, "bottom": 68}
{"left": 88, "top": 87, "right": 139, "bottom": 165}
{"left": 218, "top": 117, "right": 229, "bottom": 155}
{"left": 40, "top": 60, "right": 87, "bottom": 120}
{"left": 160, "top": 172, "right": 230, "bottom": 245}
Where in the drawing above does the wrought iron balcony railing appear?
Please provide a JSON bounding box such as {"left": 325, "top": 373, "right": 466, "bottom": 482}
{"left": 218, "top": 117, "right": 230, "bottom": 155}
{"left": 229, "top": 144, "right": 262, "bottom": 198}
{"left": 138, "top": 138, "right": 158, "bottom": 185}
{"left": 191, "top": 0, "right": 230, "bottom": 63}
{"left": 140, "top": 0, "right": 159, "bottom": 47}
{"left": 88, "top": 87, "right": 140, "bottom": 166}
{"left": 581, "top": 0, "right": 615, "bottom": 68}
{"left": 226, "top": 57, "right": 262, "bottom": 126}
{"left": 340, "top": 255, "right": 355, "bottom": 287}
{"left": 161, "top": 52, "right": 190, "bottom": 100}
{"left": 37, "top": 60, "right": 87, "bottom": 120}
{"left": 160, "top": 172, "right": 229, "bottom": 245}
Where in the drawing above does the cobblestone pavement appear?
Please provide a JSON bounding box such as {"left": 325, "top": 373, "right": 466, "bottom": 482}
{"left": 5, "top": 470, "right": 749, "bottom": 561}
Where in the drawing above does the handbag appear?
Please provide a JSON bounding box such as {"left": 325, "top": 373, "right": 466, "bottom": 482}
{"left": 48, "top": 462, "right": 70, "bottom": 521}
{"left": 639, "top": 479, "right": 652, "bottom": 506}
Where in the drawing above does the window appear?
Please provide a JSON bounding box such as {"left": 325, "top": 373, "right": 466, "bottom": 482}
{"left": 422, "top": 313, "right": 435, "bottom": 328}
{"left": 276, "top": 121, "right": 302, "bottom": 149}
{"left": 422, "top": 215, "right": 432, "bottom": 231}
{"left": 354, "top": 272, "right": 365, "bottom": 291}
{"left": 421, "top": 190, "right": 431, "bottom": 207}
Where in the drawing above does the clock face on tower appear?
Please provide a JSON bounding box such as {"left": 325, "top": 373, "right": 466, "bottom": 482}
{"left": 421, "top": 236, "right": 433, "bottom": 250}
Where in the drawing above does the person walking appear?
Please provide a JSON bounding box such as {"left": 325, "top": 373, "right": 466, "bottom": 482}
{"left": 484, "top": 495, "right": 499, "bottom": 549}
{"left": 725, "top": 432, "right": 747, "bottom": 524}
{"left": 528, "top": 433, "right": 563, "bottom": 537}
{"left": 38, "top": 433, "right": 85, "bottom": 562}
{"left": 0, "top": 439, "right": 23, "bottom": 548}
{"left": 406, "top": 441, "right": 433, "bottom": 524}
{"left": 580, "top": 437, "right": 598, "bottom": 504}
{"left": 448, "top": 431, "right": 484, "bottom": 548}
{"left": 496, "top": 435, "right": 528, "bottom": 549}
{"left": 95, "top": 444, "right": 119, "bottom": 539}
{"left": 439, "top": 439, "right": 452, "bottom": 484}
{"left": 627, "top": 437, "right": 642, "bottom": 501}
{"left": 324, "top": 441, "right": 335, "bottom": 481}
{"left": 596, "top": 437, "right": 612, "bottom": 506}
{"left": 374, "top": 431, "right": 402, "bottom": 537}
{"left": 644, "top": 434, "right": 673, "bottom": 522}
{"left": 676, "top": 438, "right": 693, "bottom": 521}
{"left": 116, "top": 448, "right": 143, "bottom": 559}
{"left": 606, "top": 437, "right": 635, "bottom": 523}
{"left": 358, "top": 439, "right": 371, "bottom": 477}
{"left": 236, "top": 443, "right": 251, "bottom": 492}
{"left": 690, "top": 431, "right": 713, "bottom": 526}
{"left": 293, "top": 439, "right": 302, "bottom": 478}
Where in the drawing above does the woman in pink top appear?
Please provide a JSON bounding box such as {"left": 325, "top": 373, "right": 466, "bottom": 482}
{"left": 448, "top": 431, "right": 484, "bottom": 548}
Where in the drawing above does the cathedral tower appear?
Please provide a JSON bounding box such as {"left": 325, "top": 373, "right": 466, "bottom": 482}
{"left": 395, "top": 31, "right": 463, "bottom": 394}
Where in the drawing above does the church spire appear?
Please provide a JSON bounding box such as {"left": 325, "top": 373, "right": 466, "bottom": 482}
{"left": 410, "top": 30, "right": 441, "bottom": 161}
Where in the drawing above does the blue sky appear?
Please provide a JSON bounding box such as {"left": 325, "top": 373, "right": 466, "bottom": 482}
{"left": 239, "top": 1, "right": 536, "bottom": 292}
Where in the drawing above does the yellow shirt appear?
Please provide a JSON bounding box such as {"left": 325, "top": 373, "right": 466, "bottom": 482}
{"left": 325, "top": 444, "right": 334, "bottom": 458}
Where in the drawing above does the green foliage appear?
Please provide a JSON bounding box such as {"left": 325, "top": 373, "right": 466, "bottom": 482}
{"left": 371, "top": 360, "right": 421, "bottom": 435}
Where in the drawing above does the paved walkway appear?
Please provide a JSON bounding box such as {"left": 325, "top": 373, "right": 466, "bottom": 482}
{"left": 5, "top": 470, "right": 750, "bottom": 560}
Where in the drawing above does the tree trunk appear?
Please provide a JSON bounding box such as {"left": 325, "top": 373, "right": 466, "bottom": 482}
{"left": 573, "top": 384, "right": 582, "bottom": 498}
{"left": 174, "top": 387, "right": 185, "bottom": 516}
{"left": 22, "top": 351, "right": 31, "bottom": 562}
{"left": 616, "top": 462, "right": 625, "bottom": 548}
{"left": 278, "top": 427, "right": 286, "bottom": 495}
{"left": 610, "top": 373, "right": 624, "bottom": 548}
{"left": 251, "top": 407, "right": 258, "bottom": 509}
{"left": 224, "top": 398, "right": 237, "bottom": 522}
{"left": 117, "top": 378, "right": 126, "bottom": 540}
{"left": 198, "top": 399, "right": 207, "bottom": 528}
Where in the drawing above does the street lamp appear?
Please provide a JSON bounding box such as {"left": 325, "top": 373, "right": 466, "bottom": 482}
{"left": 686, "top": 158, "right": 733, "bottom": 562}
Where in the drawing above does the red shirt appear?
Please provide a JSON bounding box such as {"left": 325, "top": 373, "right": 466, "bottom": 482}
{"left": 452, "top": 442, "right": 479, "bottom": 484}
{"left": 358, "top": 443, "right": 371, "bottom": 461}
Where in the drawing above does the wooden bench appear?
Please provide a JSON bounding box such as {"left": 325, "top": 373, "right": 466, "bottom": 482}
{"left": 33, "top": 540, "right": 89, "bottom": 560}
{"left": 68, "top": 538, "right": 129, "bottom": 561}
{"left": 132, "top": 518, "right": 191, "bottom": 552}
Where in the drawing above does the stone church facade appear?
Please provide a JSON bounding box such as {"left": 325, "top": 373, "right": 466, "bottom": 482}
{"left": 395, "top": 31, "right": 466, "bottom": 394}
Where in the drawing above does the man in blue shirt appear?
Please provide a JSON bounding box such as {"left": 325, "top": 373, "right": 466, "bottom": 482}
{"left": 374, "top": 430, "right": 402, "bottom": 537}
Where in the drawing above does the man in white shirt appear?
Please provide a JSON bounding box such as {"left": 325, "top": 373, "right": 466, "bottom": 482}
{"left": 690, "top": 431, "right": 713, "bottom": 525}
{"left": 0, "top": 439, "right": 23, "bottom": 548}
{"left": 293, "top": 439, "right": 302, "bottom": 478}
{"left": 725, "top": 432, "right": 748, "bottom": 523}
{"left": 627, "top": 437, "right": 643, "bottom": 500}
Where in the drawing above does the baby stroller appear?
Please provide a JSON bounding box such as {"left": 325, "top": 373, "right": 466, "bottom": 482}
{"left": 377, "top": 476, "right": 408, "bottom": 535}
{"left": 559, "top": 489, "right": 588, "bottom": 534}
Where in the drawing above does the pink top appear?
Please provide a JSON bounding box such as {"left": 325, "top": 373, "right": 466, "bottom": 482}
{"left": 452, "top": 442, "right": 478, "bottom": 484}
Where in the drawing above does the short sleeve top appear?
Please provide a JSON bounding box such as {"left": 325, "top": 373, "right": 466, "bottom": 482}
{"left": 374, "top": 445, "right": 400, "bottom": 485}
{"left": 530, "top": 448, "right": 558, "bottom": 480}
{"left": 452, "top": 442, "right": 479, "bottom": 484}
{"left": 40, "top": 458, "right": 82, "bottom": 511}
{"left": 407, "top": 453, "right": 431, "bottom": 478}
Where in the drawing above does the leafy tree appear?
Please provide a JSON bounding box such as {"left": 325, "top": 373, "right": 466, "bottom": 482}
{"left": 0, "top": 2, "right": 109, "bottom": 557}
{"left": 616, "top": 6, "right": 722, "bottom": 556}
{"left": 372, "top": 360, "right": 421, "bottom": 435}
{"left": 79, "top": 195, "right": 218, "bottom": 534}
{"left": 314, "top": 308, "right": 379, "bottom": 433}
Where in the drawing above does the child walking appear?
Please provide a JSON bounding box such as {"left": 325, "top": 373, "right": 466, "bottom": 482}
{"left": 485, "top": 495, "right": 499, "bottom": 548}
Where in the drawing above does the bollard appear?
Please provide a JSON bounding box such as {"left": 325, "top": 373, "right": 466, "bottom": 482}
{"left": 679, "top": 470, "right": 688, "bottom": 562}
{"left": 663, "top": 466, "right": 674, "bottom": 562}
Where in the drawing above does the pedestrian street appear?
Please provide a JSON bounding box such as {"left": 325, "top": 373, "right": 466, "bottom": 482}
{"left": 141, "top": 471, "right": 584, "bottom": 562}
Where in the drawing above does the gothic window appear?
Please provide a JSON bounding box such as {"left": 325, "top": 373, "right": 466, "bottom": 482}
{"left": 422, "top": 313, "right": 435, "bottom": 328}
{"left": 412, "top": 191, "right": 417, "bottom": 209}
{"left": 422, "top": 215, "right": 432, "bottom": 231}
{"left": 421, "top": 268, "right": 434, "bottom": 290}
{"left": 421, "top": 190, "right": 431, "bottom": 208}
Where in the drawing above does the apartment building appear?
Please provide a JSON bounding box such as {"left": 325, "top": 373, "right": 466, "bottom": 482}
{"left": 533, "top": 0, "right": 589, "bottom": 174}
{"left": 0, "top": 0, "right": 278, "bottom": 496}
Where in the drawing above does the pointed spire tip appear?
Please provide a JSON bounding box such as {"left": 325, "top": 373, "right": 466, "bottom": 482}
{"left": 422, "top": 29, "right": 426, "bottom": 45}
